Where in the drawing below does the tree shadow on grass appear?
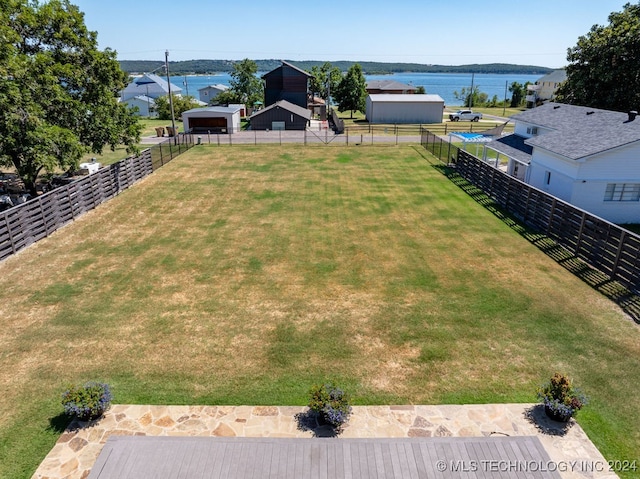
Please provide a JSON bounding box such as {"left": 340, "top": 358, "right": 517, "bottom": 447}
{"left": 415, "top": 149, "right": 640, "bottom": 324}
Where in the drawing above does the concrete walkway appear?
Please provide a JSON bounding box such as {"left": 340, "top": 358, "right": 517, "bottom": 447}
{"left": 32, "top": 404, "right": 618, "bottom": 479}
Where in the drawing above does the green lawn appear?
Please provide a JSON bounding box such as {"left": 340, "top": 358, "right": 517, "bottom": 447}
{"left": 0, "top": 145, "right": 638, "bottom": 478}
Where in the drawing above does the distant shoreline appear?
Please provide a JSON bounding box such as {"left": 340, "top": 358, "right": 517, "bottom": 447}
{"left": 119, "top": 59, "right": 555, "bottom": 76}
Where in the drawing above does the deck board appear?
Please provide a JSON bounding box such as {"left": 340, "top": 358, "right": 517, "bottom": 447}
{"left": 88, "top": 436, "right": 562, "bottom": 479}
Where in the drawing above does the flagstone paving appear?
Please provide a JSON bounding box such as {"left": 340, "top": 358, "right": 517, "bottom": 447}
{"left": 32, "top": 403, "right": 618, "bottom": 479}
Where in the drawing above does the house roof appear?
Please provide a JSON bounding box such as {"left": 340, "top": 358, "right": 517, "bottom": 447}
{"left": 249, "top": 100, "right": 311, "bottom": 120}
{"left": 366, "top": 80, "right": 417, "bottom": 92}
{"left": 511, "top": 102, "right": 640, "bottom": 160}
{"left": 183, "top": 106, "right": 242, "bottom": 115}
{"left": 488, "top": 134, "right": 534, "bottom": 164}
{"left": 262, "top": 60, "right": 312, "bottom": 79}
{"left": 132, "top": 73, "right": 181, "bottom": 93}
{"left": 124, "top": 95, "right": 156, "bottom": 104}
{"left": 198, "top": 84, "right": 229, "bottom": 92}
{"left": 368, "top": 94, "right": 444, "bottom": 103}
{"left": 535, "top": 69, "right": 567, "bottom": 84}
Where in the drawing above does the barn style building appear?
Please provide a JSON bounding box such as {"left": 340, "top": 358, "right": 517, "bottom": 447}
{"left": 249, "top": 100, "right": 311, "bottom": 131}
{"left": 263, "top": 61, "right": 311, "bottom": 109}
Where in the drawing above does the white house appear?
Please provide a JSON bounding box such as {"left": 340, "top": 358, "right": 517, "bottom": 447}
{"left": 182, "top": 106, "right": 242, "bottom": 133}
{"left": 198, "top": 84, "right": 229, "bottom": 104}
{"left": 366, "top": 94, "right": 445, "bottom": 124}
{"left": 485, "top": 102, "right": 640, "bottom": 224}
{"left": 526, "top": 69, "right": 566, "bottom": 108}
{"left": 122, "top": 95, "right": 156, "bottom": 117}
{"left": 120, "top": 73, "right": 182, "bottom": 101}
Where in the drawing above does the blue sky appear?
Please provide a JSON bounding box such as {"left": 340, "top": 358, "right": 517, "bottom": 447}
{"left": 72, "top": 0, "right": 629, "bottom": 68}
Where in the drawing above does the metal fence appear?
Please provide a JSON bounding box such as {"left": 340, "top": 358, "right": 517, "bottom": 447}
{"left": 0, "top": 134, "right": 195, "bottom": 262}
{"left": 421, "top": 129, "right": 640, "bottom": 294}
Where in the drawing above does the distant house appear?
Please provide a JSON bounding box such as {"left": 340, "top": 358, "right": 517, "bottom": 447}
{"left": 249, "top": 100, "right": 311, "bottom": 131}
{"left": 122, "top": 95, "right": 156, "bottom": 117}
{"left": 365, "top": 94, "right": 445, "bottom": 124}
{"left": 198, "top": 84, "right": 229, "bottom": 104}
{"left": 182, "top": 106, "right": 242, "bottom": 134}
{"left": 526, "top": 69, "right": 566, "bottom": 108}
{"left": 263, "top": 61, "right": 311, "bottom": 109}
{"left": 366, "top": 80, "right": 417, "bottom": 95}
{"left": 485, "top": 102, "right": 640, "bottom": 224}
{"left": 120, "top": 73, "right": 182, "bottom": 101}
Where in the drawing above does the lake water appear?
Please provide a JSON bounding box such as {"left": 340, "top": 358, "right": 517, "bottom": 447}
{"left": 175, "top": 72, "right": 541, "bottom": 106}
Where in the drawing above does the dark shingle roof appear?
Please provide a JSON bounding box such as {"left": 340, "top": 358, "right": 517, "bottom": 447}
{"left": 511, "top": 102, "right": 640, "bottom": 160}
{"left": 489, "top": 134, "right": 533, "bottom": 164}
{"left": 249, "top": 100, "right": 311, "bottom": 120}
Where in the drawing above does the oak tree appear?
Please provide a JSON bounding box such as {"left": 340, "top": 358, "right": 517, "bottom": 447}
{"left": 555, "top": 2, "right": 640, "bottom": 111}
{"left": 0, "top": 0, "right": 141, "bottom": 195}
{"left": 228, "top": 58, "right": 263, "bottom": 108}
{"left": 334, "top": 63, "right": 367, "bottom": 118}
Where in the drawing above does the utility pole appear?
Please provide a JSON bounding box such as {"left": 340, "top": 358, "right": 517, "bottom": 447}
{"left": 469, "top": 73, "right": 475, "bottom": 108}
{"left": 503, "top": 80, "right": 508, "bottom": 117}
{"left": 165, "top": 50, "right": 176, "bottom": 139}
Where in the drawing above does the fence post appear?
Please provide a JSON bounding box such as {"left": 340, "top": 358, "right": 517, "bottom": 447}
{"left": 611, "top": 230, "right": 627, "bottom": 278}
{"left": 575, "top": 212, "right": 587, "bottom": 255}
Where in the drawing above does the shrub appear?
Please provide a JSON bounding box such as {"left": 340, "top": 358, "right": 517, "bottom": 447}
{"left": 537, "top": 372, "right": 588, "bottom": 422}
{"left": 308, "top": 383, "right": 352, "bottom": 431}
{"left": 61, "top": 381, "right": 112, "bottom": 421}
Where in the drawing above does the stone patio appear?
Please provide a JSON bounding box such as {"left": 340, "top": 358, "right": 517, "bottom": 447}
{"left": 32, "top": 403, "right": 618, "bottom": 479}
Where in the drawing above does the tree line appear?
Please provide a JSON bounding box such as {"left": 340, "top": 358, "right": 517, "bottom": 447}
{"left": 119, "top": 59, "right": 553, "bottom": 76}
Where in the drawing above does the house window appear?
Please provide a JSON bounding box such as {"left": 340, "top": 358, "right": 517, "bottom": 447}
{"left": 527, "top": 127, "right": 538, "bottom": 135}
{"left": 604, "top": 183, "right": 640, "bottom": 201}
{"left": 544, "top": 171, "right": 551, "bottom": 185}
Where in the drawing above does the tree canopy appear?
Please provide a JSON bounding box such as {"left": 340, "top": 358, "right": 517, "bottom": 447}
{"left": 155, "top": 95, "right": 200, "bottom": 121}
{"left": 228, "top": 59, "right": 263, "bottom": 107}
{"left": 334, "top": 64, "right": 367, "bottom": 118}
{"left": 555, "top": 2, "right": 640, "bottom": 111}
{"left": 308, "top": 62, "right": 342, "bottom": 103}
{"left": 0, "top": 0, "right": 141, "bottom": 195}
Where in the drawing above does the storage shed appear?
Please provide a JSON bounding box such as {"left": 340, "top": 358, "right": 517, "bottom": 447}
{"left": 182, "top": 106, "right": 241, "bottom": 134}
{"left": 249, "top": 100, "right": 311, "bottom": 131}
{"left": 366, "top": 94, "right": 445, "bottom": 124}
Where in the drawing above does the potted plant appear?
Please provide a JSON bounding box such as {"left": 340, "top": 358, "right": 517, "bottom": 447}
{"left": 61, "top": 381, "right": 112, "bottom": 421}
{"left": 537, "top": 372, "right": 587, "bottom": 422}
{"left": 308, "top": 382, "right": 352, "bottom": 432}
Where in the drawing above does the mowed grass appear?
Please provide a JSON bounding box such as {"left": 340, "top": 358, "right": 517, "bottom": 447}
{"left": 1, "top": 145, "right": 639, "bottom": 478}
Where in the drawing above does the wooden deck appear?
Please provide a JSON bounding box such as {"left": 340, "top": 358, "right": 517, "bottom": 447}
{"left": 88, "top": 436, "right": 562, "bottom": 478}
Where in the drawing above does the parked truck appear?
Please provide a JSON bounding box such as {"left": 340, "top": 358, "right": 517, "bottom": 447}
{"left": 449, "top": 109, "right": 483, "bottom": 122}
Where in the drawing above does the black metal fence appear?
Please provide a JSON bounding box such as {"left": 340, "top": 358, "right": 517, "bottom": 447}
{"left": 421, "top": 128, "right": 640, "bottom": 294}
{"left": 0, "top": 134, "right": 195, "bottom": 262}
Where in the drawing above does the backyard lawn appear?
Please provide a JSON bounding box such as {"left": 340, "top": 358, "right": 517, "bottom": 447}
{"left": 0, "top": 145, "right": 639, "bottom": 478}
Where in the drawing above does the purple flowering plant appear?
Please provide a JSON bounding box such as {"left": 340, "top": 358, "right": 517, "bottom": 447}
{"left": 308, "top": 383, "right": 352, "bottom": 431}
{"left": 61, "top": 381, "right": 112, "bottom": 421}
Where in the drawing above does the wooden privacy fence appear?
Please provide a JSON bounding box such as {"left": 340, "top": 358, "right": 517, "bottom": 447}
{"left": 0, "top": 134, "right": 195, "bottom": 262}
{"left": 421, "top": 129, "right": 640, "bottom": 294}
